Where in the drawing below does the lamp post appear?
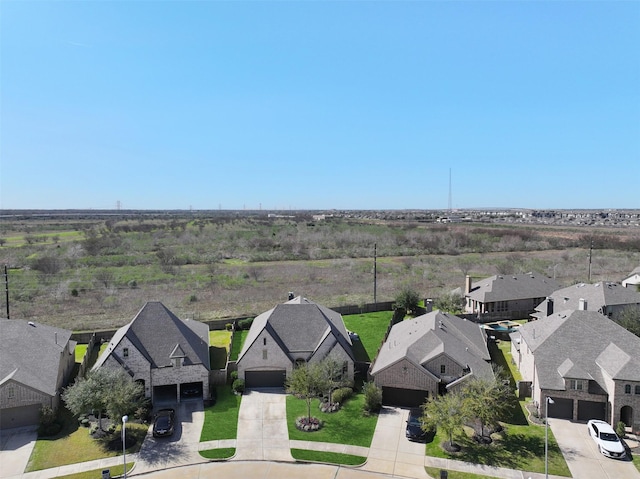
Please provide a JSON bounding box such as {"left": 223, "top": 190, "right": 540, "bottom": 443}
{"left": 545, "top": 396, "right": 554, "bottom": 479}
{"left": 122, "top": 415, "right": 128, "bottom": 479}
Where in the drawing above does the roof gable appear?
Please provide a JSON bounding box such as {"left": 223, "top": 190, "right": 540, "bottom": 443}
{"left": 466, "top": 272, "right": 560, "bottom": 303}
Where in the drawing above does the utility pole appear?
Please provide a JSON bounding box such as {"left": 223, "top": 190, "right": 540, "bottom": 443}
{"left": 588, "top": 238, "right": 593, "bottom": 282}
{"left": 4, "top": 265, "right": 9, "bottom": 319}
{"left": 373, "top": 243, "right": 377, "bottom": 305}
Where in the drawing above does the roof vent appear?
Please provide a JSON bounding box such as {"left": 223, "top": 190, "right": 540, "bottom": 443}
{"left": 28, "top": 321, "right": 36, "bottom": 327}
{"left": 288, "top": 291, "right": 294, "bottom": 300}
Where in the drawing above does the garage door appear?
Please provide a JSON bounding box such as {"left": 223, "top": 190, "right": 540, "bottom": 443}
{"left": 153, "top": 384, "right": 178, "bottom": 404}
{"left": 577, "top": 400, "right": 606, "bottom": 421}
{"left": 245, "top": 370, "right": 286, "bottom": 388}
{"left": 0, "top": 404, "right": 41, "bottom": 430}
{"left": 548, "top": 397, "right": 573, "bottom": 419}
{"left": 382, "top": 387, "right": 428, "bottom": 407}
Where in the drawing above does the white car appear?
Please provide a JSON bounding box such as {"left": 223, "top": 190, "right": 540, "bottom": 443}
{"left": 587, "top": 419, "right": 626, "bottom": 459}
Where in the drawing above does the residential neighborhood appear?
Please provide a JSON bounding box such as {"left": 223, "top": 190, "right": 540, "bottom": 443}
{"left": 2, "top": 270, "right": 640, "bottom": 479}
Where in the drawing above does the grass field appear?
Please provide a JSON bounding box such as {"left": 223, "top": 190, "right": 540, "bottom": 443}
{"left": 229, "top": 330, "right": 249, "bottom": 361}
{"left": 200, "top": 387, "right": 241, "bottom": 442}
{"left": 425, "top": 467, "right": 500, "bottom": 479}
{"left": 54, "top": 463, "right": 133, "bottom": 479}
{"left": 290, "top": 448, "right": 366, "bottom": 465}
{"left": 209, "top": 330, "right": 232, "bottom": 369}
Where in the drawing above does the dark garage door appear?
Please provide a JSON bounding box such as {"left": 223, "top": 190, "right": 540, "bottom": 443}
{"left": 245, "top": 370, "right": 286, "bottom": 388}
{"left": 153, "top": 384, "right": 178, "bottom": 404}
{"left": 0, "top": 404, "right": 41, "bottom": 430}
{"left": 578, "top": 400, "right": 606, "bottom": 421}
{"left": 382, "top": 387, "right": 428, "bottom": 408}
{"left": 548, "top": 397, "right": 573, "bottom": 419}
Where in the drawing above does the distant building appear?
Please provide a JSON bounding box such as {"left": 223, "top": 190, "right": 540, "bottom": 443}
{"left": 622, "top": 266, "right": 640, "bottom": 289}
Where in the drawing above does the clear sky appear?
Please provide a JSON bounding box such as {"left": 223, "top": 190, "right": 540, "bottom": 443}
{"left": 1, "top": 1, "right": 638, "bottom": 211}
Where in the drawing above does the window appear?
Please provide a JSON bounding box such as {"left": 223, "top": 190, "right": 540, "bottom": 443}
{"left": 625, "top": 384, "right": 631, "bottom": 394}
{"left": 263, "top": 338, "right": 267, "bottom": 346}
{"left": 263, "top": 350, "right": 268, "bottom": 360}
{"left": 7, "top": 387, "right": 14, "bottom": 399}
{"left": 569, "top": 379, "right": 583, "bottom": 391}
{"left": 635, "top": 385, "right": 640, "bottom": 395}
{"left": 123, "top": 348, "right": 129, "bottom": 358}
{"left": 440, "top": 365, "right": 446, "bottom": 374}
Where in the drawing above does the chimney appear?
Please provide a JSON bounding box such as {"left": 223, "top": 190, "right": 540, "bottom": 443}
{"left": 465, "top": 275, "right": 472, "bottom": 295}
{"left": 287, "top": 291, "right": 294, "bottom": 301}
{"left": 579, "top": 298, "right": 587, "bottom": 311}
{"left": 425, "top": 299, "right": 433, "bottom": 313}
{"left": 546, "top": 298, "right": 554, "bottom": 317}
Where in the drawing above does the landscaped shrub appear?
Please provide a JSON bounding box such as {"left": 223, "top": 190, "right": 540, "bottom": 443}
{"left": 237, "top": 317, "right": 254, "bottom": 330}
{"left": 230, "top": 370, "right": 238, "bottom": 381}
{"left": 225, "top": 323, "right": 233, "bottom": 331}
{"left": 362, "top": 382, "right": 382, "bottom": 415}
{"left": 331, "top": 387, "right": 353, "bottom": 405}
{"left": 232, "top": 379, "right": 245, "bottom": 394}
{"left": 295, "top": 416, "right": 323, "bottom": 432}
{"left": 616, "top": 421, "right": 626, "bottom": 438}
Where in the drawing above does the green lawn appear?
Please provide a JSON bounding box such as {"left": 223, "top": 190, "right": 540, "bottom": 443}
{"left": 26, "top": 409, "right": 148, "bottom": 472}
{"left": 425, "top": 466, "right": 500, "bottom": 479}
{"left": 54, "top": 462, "right": 133, "bottom": 479}
{"left": 199, "top": 447, "right": 236, "bottom": 460}
{"left": 633, "top": 451, "right": 640, "bottom": 472}
{"left": 286, "top": 393, "right": 378, "bottom": 447}
{"left": 496, "top": 340, "right": 522, "bottom": 382}
{"left": 291, "top": 448, "right": 366, "bottom": 466}
{"left": 74, "top": 344, "right": 88, "bottom": 363}
{"left": 209, "top": 330, "right": 232, "bottom": 369}
{"left": 421, "top": 342, "right": 570, "bottom": 477}
{"left": 200, "top": 387, "right": 241, "bottom": 442}
{"left": 343, "top": 311, "right": 393, "bottom": 362}
{"left": 229, "top": 330, "right": 249, "bottom": 361}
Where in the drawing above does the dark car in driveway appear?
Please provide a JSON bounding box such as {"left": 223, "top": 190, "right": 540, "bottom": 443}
{"left": 153, "top": 408, "right": 175, "bottom": 438}
{"left": 406, "top": 408, "right": 427, "bottom": 442}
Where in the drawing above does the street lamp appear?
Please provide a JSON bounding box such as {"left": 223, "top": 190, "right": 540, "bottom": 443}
{"left": 545, "top": 397, "right": 554, "bottom": 479}
{"left": 122, "top": 415, "right": 128, "bottom": 479}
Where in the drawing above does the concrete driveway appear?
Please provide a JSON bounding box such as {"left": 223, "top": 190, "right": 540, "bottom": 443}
{"left": 0, "top": 427, "right": 37, "bottom": 479}
{"left": 234, "top": 388, "right": 293, "bottom": 462}
{"left": 549, "top": 418, "right": 640, "bottom": 479}
{"left": 361, "top": 406, "right": 429, "bottom": 478}
{"left": 134, "top": 399, "right": 206, "bottom": 474}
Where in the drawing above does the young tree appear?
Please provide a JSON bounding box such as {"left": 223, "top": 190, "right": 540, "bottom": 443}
{"left": 422, "top": 391, "right": 468, "bottom": 452}
{"left": 395, "top": 287, "right": 420, "bottom": 315}
{"left": 461, "top": 373, "right": 511, "bottom": 442}
{"left": 286, "top": 362, "right": 323, "bottom": 422}
{"left": 63, "top": 368, "right": 144, "bottom": 432}
{"left": 318, "top": 358, "right": 349, "bottom": 407}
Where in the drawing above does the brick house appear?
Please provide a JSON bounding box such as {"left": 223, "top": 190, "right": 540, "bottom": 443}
{"left": 1, "top": 319, "right": 75, "bottom": 430}
{"left": 511, "top": 309, "right": 640, "bottom": 433}
{"left": 464, "top": 272, "right": 560, "bottom": 321}
{"left": 236, "top": 295, "right": 355, "bottom": 388}
{"left": 369, "top": 310, "right": 493, "bottom": 407}
{"left": 93, "top": 302, "right": 211, "bottom": 403}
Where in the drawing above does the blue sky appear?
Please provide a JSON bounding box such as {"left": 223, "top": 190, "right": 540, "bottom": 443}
{"left": 1, "top": 1, "right": 638, "bottom": 210}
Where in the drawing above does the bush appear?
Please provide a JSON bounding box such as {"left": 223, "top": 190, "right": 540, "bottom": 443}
{"left": 237, "top": 317, "right": 254, "bottom": 330}
{"left": 189, "top": 294, "right": 198, "bottom": 302}
{"left": 616, "top": 421, "right": 627, "bottom": 438}
{"left": 230, "top": 370, "right": 239, "bottom": 381}
{"left": 332, "top": 387, "right": 353, "bottom": 405}
{"left": 225, "top": 323, "right": 233, "bottom": 331}
{"left": 232, "top": 379, "right": 245, "bottom": 394}
{"left": 128, "top": 280, "right": 138, "bottom": 289}
{"left": 71, "top": 288, "right": 79, "bottom": 297}
{"left": 362, "top": 382, "right": 382, "bottom": 414}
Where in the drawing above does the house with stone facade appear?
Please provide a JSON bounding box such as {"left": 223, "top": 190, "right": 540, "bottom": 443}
{"left": 1, "top": 319, "right": 75, "bottom": 430}
{"left": 236, "top": 295, "right": 355, "bottom": 388}
{"left": 93, "top": 302, "right": 211, "bottom": 403}
{"left": 510, "top": 309, "right": 640, "bottom": 433}
{"left": 532, "top": 281, "right": 640, "bottom": 320}
{"left": 464, "top": 272, "right": 560, "bottom": 321}
{"left": 369, "top": 310, "right": 493, "bottom": 407}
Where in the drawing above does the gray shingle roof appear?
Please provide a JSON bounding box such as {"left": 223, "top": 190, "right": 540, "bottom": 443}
{"left": 466, "top": 272, "right": 560, "bottom": 303}
{"left": 370, "top": 311, "right": 493, "bottom": 382}
{"left": 536, "top": 281, "right": 640, "bottom": 314}
{"left": 0, "top": 319, "right": 73, "bottom": 396}
{"left": 515, "top": 309, "right": 640, "bottom": 390}
{"left": 94, "top": 302, "right": 210, "bottom": 370}
{"left": 237, "top": 296, "right": 354, "bottom": 362}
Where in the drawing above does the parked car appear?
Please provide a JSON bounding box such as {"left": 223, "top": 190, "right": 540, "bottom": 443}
{"left": 406, "top": 408, "right": 427, "bottom": 442}
{"left": 153, "top": 408, "right": 176, "bottom": 438}
{"left": 181, "top": 385, "right": 201, "bottom": 398}
{"left": 587, "top": 419, "right": 626, "bottom": 459}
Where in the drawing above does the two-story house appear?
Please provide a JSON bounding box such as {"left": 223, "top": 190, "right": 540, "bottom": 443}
{"left": 511, "top": 309, "right": 640, "bottom": 433}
